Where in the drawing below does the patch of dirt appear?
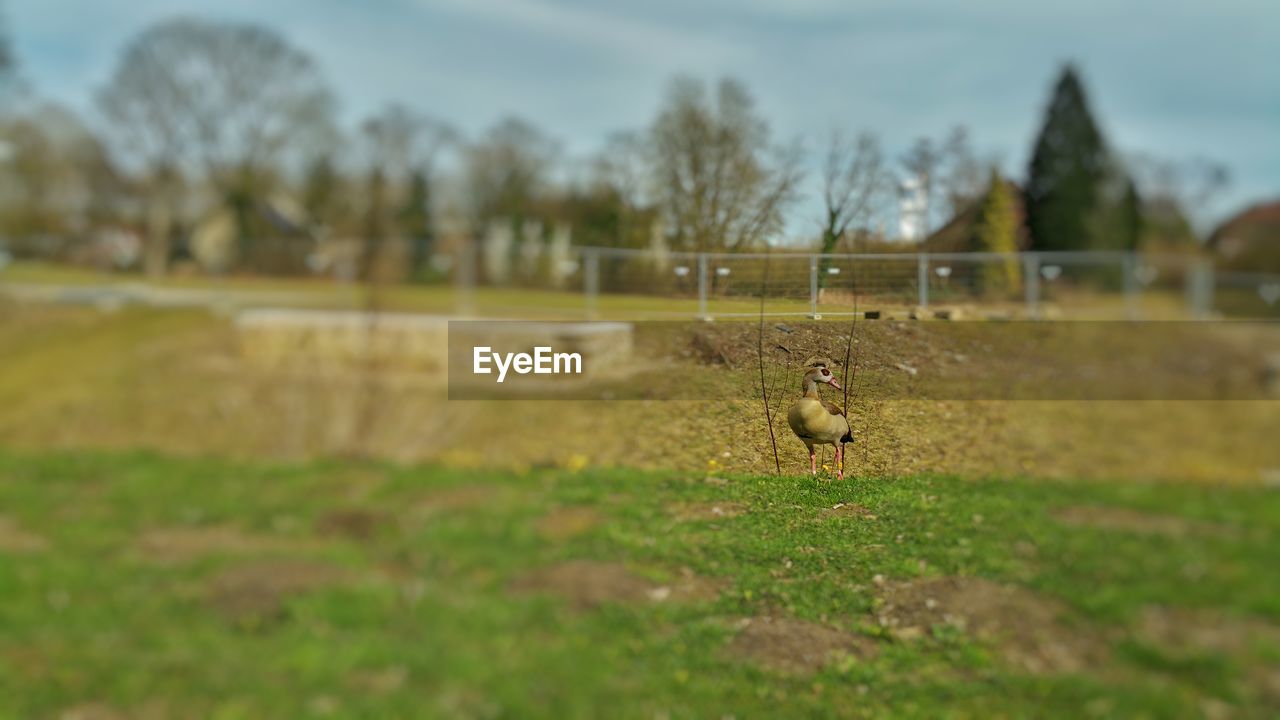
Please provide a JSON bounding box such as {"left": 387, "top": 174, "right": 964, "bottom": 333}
{"left": 346, "top": 665, "right": 410, "bottom": 695}
{"left": 1053, "top": 505, "right": 1230, "bottom": 538}
{"left": 658, "top": 567, "right": 727, "bottom": 603}
{"left": 819, "top": 502, "right": 878, "bottom": 520}
{"left": 412, "top": 484, "right": 503, "bottom": 515}
{"left": 58, "top": 702, "right": 170, "bottom": 720}
{"left": 1137, "top": 607, "right": 1280, "bottom": 705}
{"left": 205, "top": 560, "right": 347, "bottom": 625}
{"left": 875, "top": 576, "right": 1106, "bottom": 674}
{"left": 315, "top": 509, "right": 385, "bottom": 541}
{"left": 536, "top": 506, "right": 601, "bottom": 541}
{"left": 58, "top": 704, "right": 126, "bottom": 720}
{"left": 0, "top": 516, "right": 48, "bottom": 553}
{"left": 689, "top": 328, "right": 736, "bottom": 366}
{"left": 134, "top": 525, "right": 316, "bottom": 564}
{"left": 1136, "top": 606, "right": 1280, "bottom": 657}
{"left": 726, "top": 616, "right": 878, "bottom": 674}
{"left": 669, "top": 501, "right": 746, "bottom": 521}
{"left": 511, "top": 560, "right": 724, "bottom": 611}
{"left": 1255, "top": 666, "right": 1280, "bottom": 705}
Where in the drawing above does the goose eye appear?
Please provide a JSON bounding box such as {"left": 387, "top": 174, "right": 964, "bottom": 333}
{"left": 820, "top": 369, "right": 830, "bottom": 377}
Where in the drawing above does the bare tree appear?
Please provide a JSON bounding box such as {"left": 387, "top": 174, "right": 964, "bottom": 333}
{"left": 362, "top": 104, "right": 455, "bottom": 177}
{"left": 357, "top": 103, "right": 458, "bottom": 280}
{"left": 464, "top": 116, "right": 558, "bottom": 230}
{"left": 939, "top": 125, "right": 985, "bottom": 217}
{"left": 97, "top": 18, "right": 335, "bottom": 274}
{"left": 900, "top": 137, "right": 939, "bottom": 237}
{"left": 0, "top": 102, "right": 130, "bottom": 260}
{"left": 1129, "top": 153, "right": 1230, "bottom": 237}
{"left": 650, "top": 76, "right": 802, "bottom": 251}
{"left": 585, "top": 130, "right": 652, "bottom": 248}
{"left": 593, "top": 131, "right": 648, "bottom": 210}
{"left": 818, "top": 130, "right": 888, "bottom": 277}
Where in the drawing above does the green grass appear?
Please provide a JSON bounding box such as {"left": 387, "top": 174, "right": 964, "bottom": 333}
{"left": 1, "top": 450, "right": 1277, "bottom": 718}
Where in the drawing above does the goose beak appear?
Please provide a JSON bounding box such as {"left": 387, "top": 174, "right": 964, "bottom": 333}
{"left": 828, "top": 378, "right": 843, "bottom": 390}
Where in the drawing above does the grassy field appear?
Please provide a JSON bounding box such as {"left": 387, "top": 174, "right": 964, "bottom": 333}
{"left": 1, "top": 450, "right": 1277, "bottom": 718}
{"left": 1, "top": 281, "right": 1278, "bottom": 717}
{"left": 0, "top": 289, "right": 1274, "bottom": 712}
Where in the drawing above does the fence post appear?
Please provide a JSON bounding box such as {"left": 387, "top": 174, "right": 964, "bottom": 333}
{"left": 917, "top": 253, "right": 929, "bottom": 308}
{"left": 1187, "top": 258, "right": 1214, "bottom": 319}
{"left": 456, "top": 239, "right": 477, "bottom": 316}
{"left": 583, "top": 248, "right": 599, "bottom": 320}
{"left": 809, "top": 254, "right": 820, "bottom": 319}
{"left": 697, "top": 253, "right": 709, "bottom": 321}
{"left": 1122, "top": 252, "right": 1140, "bottom": 320}
{"left": 1023, "top": 253, "right": 1040, "bottom": 319}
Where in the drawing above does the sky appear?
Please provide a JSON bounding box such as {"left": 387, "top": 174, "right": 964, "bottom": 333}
{"left": 7, "top": 0, "right": 1279, "bottom": 236}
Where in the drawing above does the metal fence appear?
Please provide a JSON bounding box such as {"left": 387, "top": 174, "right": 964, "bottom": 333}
{"left": 2, "top": 241, "right": 1275, "bottom": 321}
{"left": 452, "top": 243, "right": 1280, "bottom": 321}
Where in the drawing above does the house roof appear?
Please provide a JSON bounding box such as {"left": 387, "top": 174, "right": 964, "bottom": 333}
{"left": 1206, "top": 199, "right": 1280, "bottom": 272}
{"left": 921, "top": 180, "right": 1028, "bottom": 253}
{"left": 1207, "top": 199, "right": 1280, "bottom": 248}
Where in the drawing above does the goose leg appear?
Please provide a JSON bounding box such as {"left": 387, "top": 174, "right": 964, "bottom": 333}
{"left": 808, "top": 446, "right": 817, "bottom": 476}
{"left": 835, "top": 445, "right": 844, "bottom": 481}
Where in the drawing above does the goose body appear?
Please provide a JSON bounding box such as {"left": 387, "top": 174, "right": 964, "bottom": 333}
{"left": 787, "top": 365, "right": 853, "bottom": 479}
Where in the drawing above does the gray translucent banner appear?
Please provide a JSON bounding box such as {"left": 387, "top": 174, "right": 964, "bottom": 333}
{"left": 447, "top": 320, "right": 1280, "bottom": 401}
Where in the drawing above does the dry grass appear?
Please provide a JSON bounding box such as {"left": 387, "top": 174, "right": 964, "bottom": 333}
{"left": 1, "top": 301, "right": 1277, "bottom": 484}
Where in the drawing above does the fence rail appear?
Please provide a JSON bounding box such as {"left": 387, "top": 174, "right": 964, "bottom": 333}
{"left": 2, "top": 244, "right": 1276, "bottom": 322}
{"left": 453, "top": 243, "right": 1280, "bottom": 321}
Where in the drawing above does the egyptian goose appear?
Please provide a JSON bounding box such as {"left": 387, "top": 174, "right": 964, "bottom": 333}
{"left": 786, "top": 364, "right": 854, "bottom": 479}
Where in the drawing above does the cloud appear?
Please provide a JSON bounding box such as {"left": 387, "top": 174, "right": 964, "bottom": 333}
{"left": 413, "top": 0, "right": 741, "bottom": 71}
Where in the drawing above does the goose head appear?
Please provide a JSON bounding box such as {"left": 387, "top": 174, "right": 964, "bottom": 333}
{"left": 803, "top": 365, "right": 842, "bottom": 391}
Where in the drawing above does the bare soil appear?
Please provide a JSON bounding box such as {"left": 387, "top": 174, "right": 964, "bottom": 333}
{"left": 0, "top": 515, "right": 48, "bottom": 553}
{"left": 726, "top": 615, "right": 878, "bottom": 674}
{"left": 315, "top": 509, "right": 385, "bottom": 541}
{"left": 536, "top": 506, "right": 602, "bottom": 541}
{"left": 668, "top": 501, "right": 747, "bottom": 521}
{"left": 1137, "top": 606, "right": 1280, "bottom": 705}
{"left": 1053, "top": 505, "right": 1230, "bottom": 538}
{"left": 412, "top": 484, "right": 505, "bottom": 516}
{"left": 345, "top": 665, "right": 410, "bottom": 696}
{"left": 875, "top": 576, "right": 1107, "bottom": 674}
{"left": 819, "top": 502, "right": 878, "bottom": 520}
{"left": 134, "top": 525, "right": 317, "bottom": 564}
{"left": 1136, "top": 606, "right": 1280, "bottom": 656}
{"left": 57, "top": 703, "right": 127, "bottom": 720}
{"left": 204, "top": 560, "right": 347, "bottom": 625}
{"left": 510, "top": 560, "right": 723, "bottom": 611}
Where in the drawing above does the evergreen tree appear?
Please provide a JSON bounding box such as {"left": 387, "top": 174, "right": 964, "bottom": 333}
{"left": 302, "top": 155, "right": 338, "bottom": 230}
{"left": 1085, "top": 160, "right": 1144, "bottom": 253}
{"left": 1118, "top": 178, "right": 1143, "bottom": 251}
{"left": 399, "top": 168, "right": 434, "bottom": 280}
{"left": 0, "top": 3, "right": 14, "bottom": 78}
{"left": 1025, "top": 65, "right": 1109, "bottom": 251}
{"left": 972, "top": 169, "right": 1021, "bottom": 294}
